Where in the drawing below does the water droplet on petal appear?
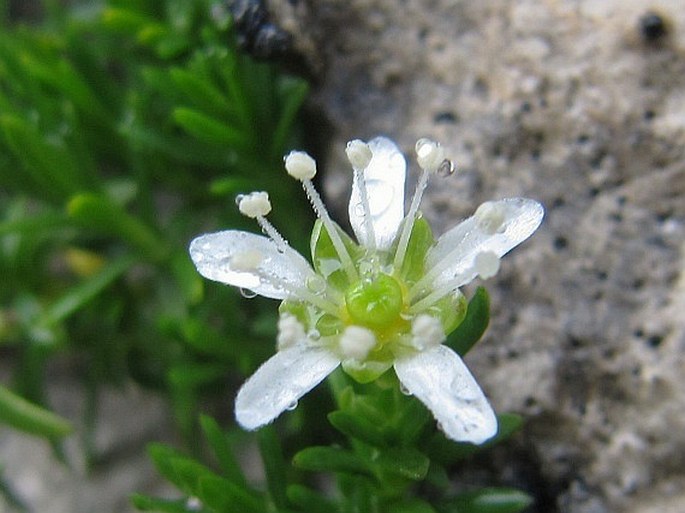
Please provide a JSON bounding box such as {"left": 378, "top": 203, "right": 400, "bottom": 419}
{"left": 240, "top": 288, "right": 258, "bottom": 298}
{"left": 306, "top": 276, "right": 326, "bottom": 294}
{"left": 438, "top": 159, "right": 455, "bottom": 177}
{"left": 309, "top": 329, "right": 321, "bottom": 341}
{"left": 400, "top": 383, "right": 413, "bottom": 396}
{"left": 234, "top": 194, "right": 245, "bottom": 207}
{"left": 286, "top": 400, "right": 298, "bottom": 411}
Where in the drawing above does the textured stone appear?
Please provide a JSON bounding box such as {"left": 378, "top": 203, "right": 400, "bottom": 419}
{"left": 273, "top": 0, "right": 685, "bottom": 511}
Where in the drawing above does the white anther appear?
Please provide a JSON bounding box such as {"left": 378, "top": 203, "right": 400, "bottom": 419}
{"left": 474, "top": 201, "right": 506, "bottom": 234}
{"left": 339, "top": 326, "right": 376, "bottom": 361}
{"left": 277, "top": 314, "right": 306, "bottom": 350}
{"left": 415, "top": 138, "right": 445, "bottom": 172}
{"left": 284, "top": 151, "right": 317, "bottom": 181}
{"left": 411, "top": 314, "right": 445, "bottom": 350}
{"left": 475, "top": 251, "right": 501, "bottom": 279}
{"left": 230, "top": 249, "right": 264, "bottom": 272}
{"left": 345, "top": 139, "right": 372, "bottom": 169}
{"left": 238, "top": 191, "right": 272, "bottom": 218}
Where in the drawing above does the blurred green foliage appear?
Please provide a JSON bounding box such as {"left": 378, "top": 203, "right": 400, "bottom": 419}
{"left": 0, "top": 0, "right": 311, "bottom": 446}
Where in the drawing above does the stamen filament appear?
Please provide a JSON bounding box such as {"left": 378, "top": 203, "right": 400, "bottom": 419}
{"left": 255, "top": 215, "right": 289, "bottom": 252}
{"left": 353, "top": 166, "right": 376, "bottom": 249}
{"left": 301, "top": 179, "right": 359, "bottom": 282}
{"left": 258, "top": 266, "right": 341, "bottom": 316}
{"left": 408, "top": 275, "right": 466, "bottom": 314}
{"left": 393, "top": 168, "right": 430, "bottom": 272}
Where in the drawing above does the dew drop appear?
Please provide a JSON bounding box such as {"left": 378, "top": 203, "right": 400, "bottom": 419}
{"left": 306, "top": 276, "right": 326, "bottom": 294}
{"left": 234, "top": 194, "right": 245, "bottom": 207}
{"left": 399, "top": 383, "right": 413, "bottom": 396}
{"left": 438, "top": 158, "right": 456, "bottom": 177}
{"left": 286, "top": 400, "right": 298, "bottom": 411}
{"left": 240, "top": 288, "right": 258, "bottom": 298}
{"left": 309, "top": 329, "right": 321, "bottom": 341}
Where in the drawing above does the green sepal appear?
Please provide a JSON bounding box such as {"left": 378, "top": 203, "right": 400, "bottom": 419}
{"left": 341, "top": 358, "right": 393, "bottom": 384}
{"left": 426, "top": 289, "right": 468, "bottom": 336}
{"left": 293, "top": 446, "right": 373, "bottom": 478}
{"left": 394, "top": 216, "right": 434, "bottom": 285}
{"left": 448, "top": 487, "right": 533, "bottom": 513}
{"left": 446, "top": 286, "right": 490, "bottom": 355}
{"left": 310, "top": 219, "right": 361, "bottom": 292}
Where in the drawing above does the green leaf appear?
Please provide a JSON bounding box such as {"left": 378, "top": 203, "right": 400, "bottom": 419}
{"left": 130, "top": 494, "right": 192, "bottom": 513}
{"left": 67, "top": 193, "right": 168, "bottom": 262}
{"left": 387, "top": 498, "right": 437, "bottom": 513}
{"left": 199, "top": 416, "right": 247, "bottom": 487}
{"left": 169, "top": 67, "right": 234, "bottom": 120}
{"left": 198, "top": 475, "right": 264, "bottom": 513}
{"left": 293, "top": 446, "right": 372, "bottom": 477}
{"left": 0, "top": 114, "right": 85, "bottom": 201}
{"left": 0, "top": 385, "right": 72, "bottom": 439}
{"left": 38, "top": 255, "right": 135, "bottom": 327}
{"left": 374, "top": 447, "right": 430, "bottom": 481}
{"left": 271, "top": 77, "right": 309, "bottom": 155}
{"left": 450, "top": 487, "right": 533, "bottom": 513}
{"left": 447, "top": 287, "right": 490, "bottom": 356}
{"left": 286, "top": 484, "right": 338, "bottom": 513}
{"left": 257, "top": 426, "right": 288, "bottom": 509}
{"left": 172, "top": 107, "right": 250, "bottom": 149}
{"left": 328, "top": 410, "right": 387, "bottom": 448}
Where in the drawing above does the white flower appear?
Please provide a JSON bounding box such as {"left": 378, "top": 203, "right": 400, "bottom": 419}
{"left": 189, "top": 137, "right": 544, "bottom": 444}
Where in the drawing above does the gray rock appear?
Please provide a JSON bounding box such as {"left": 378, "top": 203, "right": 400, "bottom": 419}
{"left": 274, "top": 0, "right": 685, "bottom": 511}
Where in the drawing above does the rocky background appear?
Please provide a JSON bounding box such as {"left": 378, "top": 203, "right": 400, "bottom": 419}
{"left": 269, "top": 0, "right": 685, "bottom": 511}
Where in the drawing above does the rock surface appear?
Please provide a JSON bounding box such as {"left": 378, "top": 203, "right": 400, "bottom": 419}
{"left": 272, "top": 0, "right": 685, "bottom": 511}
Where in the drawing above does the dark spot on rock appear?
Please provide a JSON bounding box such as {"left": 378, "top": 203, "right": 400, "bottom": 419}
{"left": 551, "top": 197, "right": 565, "bottom": 209}
{"left": 576, "top": 134, "right": 590, "bottom": 144}
{"left": 553, "top": 236, "right": 568, "bottom": 250}
{"left": 596, "top": 270, "right": 608, "bottom": 281}
{"left": 632, "top": 278, "right": 645, "bottom": 290}
{"left": 524, "top": 396, "right": 536, "bottom": 408}
{"left": 646, "top": 335, "right": 663, "bottom": 348}
{"left": 639, "top": 11, "right": 668, "bottom": 42}
{"left": 521, "top": 101, "right": 532, "bottom": 113}
{"left": 633, "top": 328, "right": 644, "bottom": 338}
{"left": 433, "top": 111, "right": 457, "bottom": 124}
{"left": 644, "top": 109, "right": 656, "bottom": 121}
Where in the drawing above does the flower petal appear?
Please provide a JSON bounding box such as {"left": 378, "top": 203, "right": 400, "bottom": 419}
{"left": 189, "top": 230, "right": 314, "bottom": 300}
{"left": 425, "top": 198, "right": 543, "bottom": 288}
{"left": 235, "top": 344, "right": 340, "bottom": 430}
{"left": 394, "top": 345, "right": 497, "bottom": 444}
{"left": 348, "top": 136, "right": 406, "bottom": 250}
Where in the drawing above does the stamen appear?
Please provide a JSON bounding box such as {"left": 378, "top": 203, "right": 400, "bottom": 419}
{"left": 393, "top": 139, "right": 445, "bottom": 271}
{"left": 346, "top": 139, "right": 376, "bottom": 249}
{"left": 339, "top": 325, "right": 376, "bottom": 361}
{"left": 237, "top": 191, "right": 289, "bottom": 252}
{"left": 285, "top": 151, "right": 359, "bottom": 282}
{"left": 410, "top": 314, "right": 445, "bottom": 350}
{"left": 277, "top": 314, "right": 306, "bottom": 350}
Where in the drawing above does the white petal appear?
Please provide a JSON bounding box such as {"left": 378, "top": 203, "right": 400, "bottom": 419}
{"left": 426, "top": 198, "right": 543, "bottom": 288}
{"left": 235, "top": 344, "right": 340, "bottom": 430}
{"left": 394, "top": 345, "right": 497, "bottom": 444}
{"left": 348, "top": 136, "right": 406, "bottom": 250}
{"left": 189, "top": 230, "right": 314, "bottom": 300}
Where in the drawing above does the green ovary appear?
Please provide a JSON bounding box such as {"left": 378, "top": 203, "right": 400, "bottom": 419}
{"left": 344, "top": 273, "right": 404, "bottom": 331}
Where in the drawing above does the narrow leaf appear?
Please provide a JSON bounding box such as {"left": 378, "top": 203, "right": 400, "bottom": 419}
{"left": 257, "top": 426, "right": 288, "bottom": 509}
{"left": 173, "top": 107, "right": 250, "bottom": 149}
{"left": 199, "top": 416, "right": 247, "bottom": 487}
{"left": 293, "top": 446, "right": 372, "bottom": 477}
{"left": 451, "top": 487, "right": 533, "bottom": 513}
{"left": 0, "top": 385, "right": 72, "bottom": 439}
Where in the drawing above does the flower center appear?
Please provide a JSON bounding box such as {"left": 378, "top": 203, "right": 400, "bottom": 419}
{"left": 344, "top": 273, "right": 404, "bottom": 330}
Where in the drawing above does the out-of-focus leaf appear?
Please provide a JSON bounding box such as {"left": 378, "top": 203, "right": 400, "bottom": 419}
{"left": 449, "top": 487, "right": 533, "bottom": 513}
{"left": 199, "top": 415, "right": 247, "bottom": 487}
{"left": 287, "top": 484, "right": 338, "bottom": 513}
{"left": 293, "top": 446, "right": 372, "bottom": 477}
{"left": 173, "top": 107, "right": 250, "bottom": 149}
{"left": 0, "top": 385, "right": 72, "bottom": 439}
{"left": 257, "top": 426, "right": 288, "bottom": 509}
{"left": 67, "top": 193, "right": 168, "bottom": 261}
{"left": 328, "top": 410, "right": 387, "bottom": 448}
